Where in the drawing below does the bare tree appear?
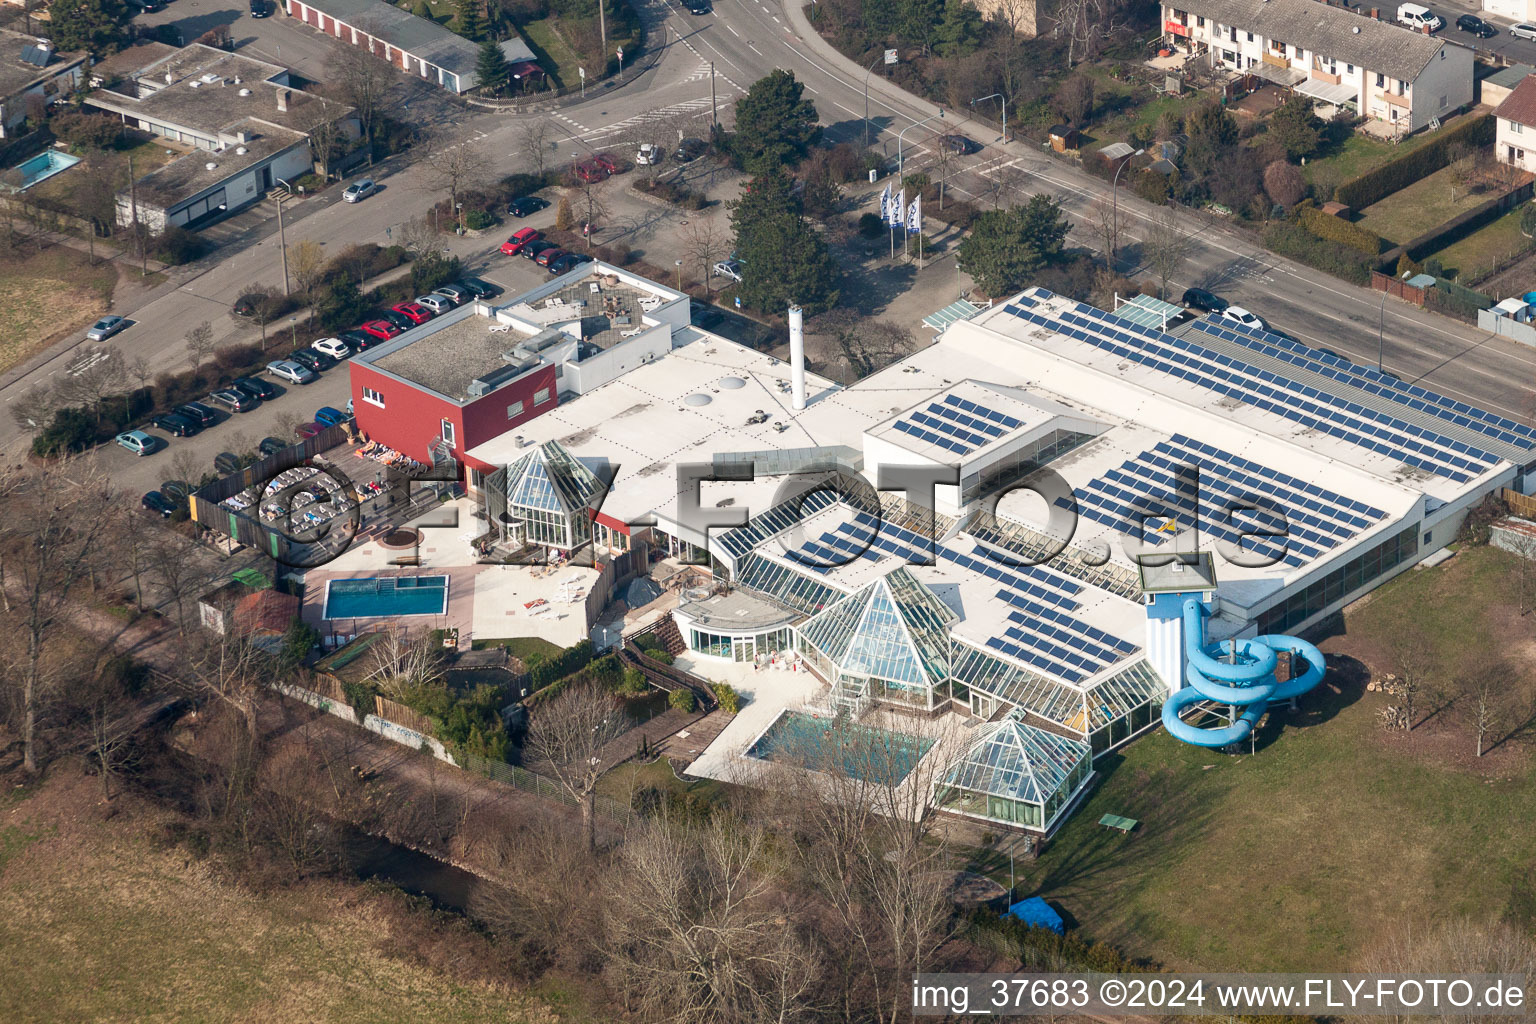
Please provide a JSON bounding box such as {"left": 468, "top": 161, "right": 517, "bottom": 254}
{"left": 73, "top": 151, "right": 122, "bottom": 265}
{"left": 331, "top": 34, "right": 392, "bottom": 166}
{"left": 396, "top": 215, "right": 439, "bottom": 252}
{"left": 147, "top": 534, "right": 216, "bottom": 635}
{"left": 10, "top": 383, "right": 57, "bottom": 435}
{"left": 183, "top": 632, "right": 267, "bottom": 741}
{"left": 288, "top": 240, "right": 327, "bottom": 319}
{"left": 1504, "top": 528, "right": 1536, "bottom": 614}
{"left": 184, "top": 321, "right": 216, "bottom": 380}
{"left": 515, "top": 116, "right": 554, "bottom": 180}
{"left": 1384, "top": 614, "right": 1436, "bottom": 731}
{"left": 127, "top": 355, "right": 154, "bottom": 396}
{"left": 57, "top": 345, "right": 127, "bottom": 426}
{"left": 571, "top": 180, "right": 609, "bottom": 249}
{"left": 420, "top": 138, "right": 491, "bottom": 219}
{"left": 1141, "top": 207, "right": 1196, "bottom": 299}
{"left": 1092, "top": 194, "right": 1127, "bottom": 263}
{"left": 682, "top": 212, "right": 727, "bottom": 293}
{"left": 1361, "top": 917, "right": 1536, "bottom": 1024}
{"left": 521, "top": 680, "right": 623, "bottom": 852}
{"left": 72, "top": 653, "right": 151, "bottom": 800}
{"left": 368, "top": 626, "right": 445, "bottom": 702}
{"left": 169, "top": 449, "right": 203, "bottom": 492}
{"left": 811, "top": 308, "right": 915, "bottom": 379}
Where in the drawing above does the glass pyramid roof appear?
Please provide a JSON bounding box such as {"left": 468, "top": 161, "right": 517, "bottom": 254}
{"left": 941, "top": 712, "right": 1090, "bottom": 805}
{"left": 505, "top": 441, "right": 605, "bottom": 515}
{"left": 798, "top": 567, "right": 955, "bottom": 687}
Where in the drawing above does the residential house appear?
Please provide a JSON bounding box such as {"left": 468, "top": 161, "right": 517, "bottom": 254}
{"left": 1161, "top": 0, "right": 1474, "bottom": 134}
{"left": 1495, "top": 74, "right": 1536, "bottom": 173}
{"left": 0, "top": 29, "right": 87, "bottom": 139}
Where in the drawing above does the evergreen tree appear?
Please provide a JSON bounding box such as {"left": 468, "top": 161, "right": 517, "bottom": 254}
{"left": 956, "top": 194, "right": 1070, "bottom": 298}
{"left": 1269, "top": 95, "right": 1323, "bottom": 161}
{"left": 1185, "top": 99, "right": 1238, "bottom": 175}
{"left": 729, "top": 170, "right": 839, "bottom": 315}
{"left": 454, "top": 0, "right": 485, "bottom": 41}
{"left": 934, "top": 0, "right": 983, "bottom": 58}
{"left": 732, "top": 70, "right": 821, "bottom": 174}
{"left": 46, "top": 0, "right": 131, "bottom": 55}
{"left": 896, "top": 0, "right": 942, "bottom": 53}
{"left": 475, "top": 38, "right": 509, "bottom": 94}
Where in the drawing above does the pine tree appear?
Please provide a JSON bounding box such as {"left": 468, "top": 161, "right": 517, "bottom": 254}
{"left": 475, "top": 38, "right": 509, "bottom": 94}
{"left": 454, "top": 0, "right": 485, "bottom": 41}
{"left": 934, "top": 0, "right": 983, "bottom": 57}
{"left": 46, "top": 0, "right": 132, "bottom": 55}
{"left": 731, "top": 70, "right": 821, "bottom": 175}
{"left": 728, "top": 168, "right": 840, "bottom": 315}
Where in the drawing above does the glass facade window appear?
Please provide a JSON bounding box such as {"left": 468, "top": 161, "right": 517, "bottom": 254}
{"left": 960, "top": 428, "right": 1097, "bottom": 506}
{"left": 507, "top": 400, "right": 524, "bottom": 419}
{"left": 688, "top": 627, "right": 792, "bottom": 661}
{"left": 935, "top": 716, "right": 1092, "bottom": 832}
{"left": 1254, "top": 525, "right": 1419, "bottom": 635}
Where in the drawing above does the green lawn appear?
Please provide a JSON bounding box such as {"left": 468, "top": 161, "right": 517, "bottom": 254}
{"left": 1422, "top": 206, "right": 1536, "bottom": 285}
{"left": 1011, "top": 544, "right": 1536, "bottom": 970}
{"left": 470, "top": 635, "right": 563, "bottom": 662}
{"left": 1355, "top": 163, "right": 1499, "bottom": 245}
{"left": 519, "top": 18, "right": 580, "bottom": 90}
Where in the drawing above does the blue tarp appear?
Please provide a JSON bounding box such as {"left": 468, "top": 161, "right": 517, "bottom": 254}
{"left": 1006, "top": 897, "right": 1064, "bottom": 934}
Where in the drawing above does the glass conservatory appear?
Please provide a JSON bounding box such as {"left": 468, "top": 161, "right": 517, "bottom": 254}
{"left": 493, "top": 441, "right": 606, "bottom": 553}
{"left": 797, "top": 567, "right": 955, "bottom": 710}
{"left": 933, "top": 712, "right": 1093, "bottom": 835}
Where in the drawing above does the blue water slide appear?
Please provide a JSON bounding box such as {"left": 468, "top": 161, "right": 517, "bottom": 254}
{"left": 1160, "top": 597, "right": 1325, "bottom": 748}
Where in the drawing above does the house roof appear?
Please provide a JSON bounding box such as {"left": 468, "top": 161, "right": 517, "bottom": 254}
{"left": 1485, "top": 64, "right": 1536, "bottom": 91}
{"left": 1496, "top": 75, "right": 1536, "bottom": 128}
{"left": 1172, "top": 0, "right": 1451, "bottom": 81}
{"left": 233, "top": 589, "right": 300, "bottom": 635}
{"left": 0, "top": 28, "right": 86, "bottom": 102}
{"left": 295, "top": 0, "right": 533, "bottom": 83}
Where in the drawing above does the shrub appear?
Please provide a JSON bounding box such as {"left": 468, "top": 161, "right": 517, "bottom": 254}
{"left": 668, "top": 687, "right": 696, "bottom": 713}
{"left": 213, "top": 343, "right": 261, "bottom": 372}
{"left": 52, "top": 110, "right": 122, "bottom": 150}
{"left": 342, "top": 680, "right": 377, "bottom": 720}
{"left": 32, "top": 407, "right": 95, "bottom": 457}
{"left": 464, "top": 208, "right": 495, "bottom": 230}
{"left": 616, "top": 667, "right": 650, "bottom": 696}
{"left": 1335, "top": 114, "right": 1494, "bottom": 209}
{"left": 633, "top": 632, "right": 661, "bottom": 651}
{"left": 646, "top": 649, "right": 675, "bottom": 666}
{"left": 1299, "top": 205, "right": 1384, "bottom": 255}
{"left": 710, "top": 682, "right": 740, "bottom": 714}
{"left": 857, "top": 212, "right": 884, "bottom": 237}
{"left": 1262, "top": 222, "right": 1371, "bottom": 284}
{"left": 555, "top": 196, "right": 574, "bottom": 231}
{"left": 151, "top": 225, "right": 206, "bottom": 265}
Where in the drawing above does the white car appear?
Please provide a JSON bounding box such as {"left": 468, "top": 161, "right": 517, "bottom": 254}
{"left": 1396, "top": 2, "right": 1443, "bottom": 30}
{"left": 266, "top": 359, "right": 317, "bottom": 384}
{"left": 1219, "top": 306, "right": 1264, "bottom": 329}
{"left": 342, "top": 179, "right": 376, "bottom": 203}
{"left": 1512, "top": 22, "right": 1536, "bottom": 38}
{"left": 311, "top": 337, "right": 352, "bottom": 360}
{"left": 86, "top": 315, "right": 128, "bottom": 341}
{"left": 416, "top": 294, "right": 454, "bottom": 314}
{"left": 636, "top": 143, "right": 663, "bottom": 166}
{"left": 713, "top": 259, "right": 743, "bottom": 282}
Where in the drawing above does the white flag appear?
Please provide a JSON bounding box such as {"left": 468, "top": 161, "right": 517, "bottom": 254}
{"left": 889, "top": 187, "right": 906, "bottom": 228}
{"left": 906, "top": 193, "right": 922, "bottom": 234}
{"left": 878, "top": 183, "right": 892, "bottom": 224}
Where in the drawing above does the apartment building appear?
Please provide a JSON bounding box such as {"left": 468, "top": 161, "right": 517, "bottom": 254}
{"left": 1162, "top": 0, "right": 1474, "bottom": 134}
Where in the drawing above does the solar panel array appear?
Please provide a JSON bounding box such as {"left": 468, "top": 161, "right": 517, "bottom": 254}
{"left": 1060, "top": 434, "right": 1389, "bottom": 568}
{"left": 715, "top": 487, "right": 844, "bottom": 561}
{"left": 1186, "top": 316, "right": 1536, "bottom": 457}
{"left": 783, "top": 509, "right": 938, "bottom": 573}
{"left": 891, "top": 393, "right": 1026, "bottom": 456}
{"left": 1006, "top": 293, "right": 1508, "bottom": 483}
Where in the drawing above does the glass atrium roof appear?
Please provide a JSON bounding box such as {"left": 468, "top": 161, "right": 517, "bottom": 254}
{"left": 799, "top": 567, "right": 955, "bottom": 687}
{"left": 505, "top": 441, "right": 606, "bottom": 515}
{"left": 941, "top": 712, "right": 1091, "bottom": 805}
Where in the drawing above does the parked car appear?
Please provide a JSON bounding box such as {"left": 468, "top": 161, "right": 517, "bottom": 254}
{"left": 591, "top": 152, "right": 625, "bottom": 174}
{"left": 1513, "top": 22, "right": 1536, "bottom": 39}
{"left": 674, "top": 137, "right": 708, "bottom": 162}
{"left": 152, "top": 412, "right": 199, "bottom": 437}
{"left": 940, "top": 134, "right": 979, "bottom": 155}
{"left": 287, "top": 348, "right": 332, "bottom": 372}
{"left": 415, "top": 294, "right": 454, "bottom": 315}
{"left": 315, "top": 406, "right": 349, "bottom": 427}
{"left": 359, "top": 319, "right": 402, "bottom": 341}
{"left": 573, "top": 160, "right": 609, "bottom": 184}
{"left": 249, "top": 0, "right": 272, "bottom": 16}
{"left": 259, "top": 436, "right": 288, "bottom": 456}
{"left": 1219, "top": 306, "right": 1264, "bottom": 329}
{"left": 1182, "top": 287, "right": 1228, "bottom": 313}
{"left": 86, "top": 315, "right": 128, "bottom": 341}
{"left": 458, "top": 277, "right": 501, "bottom": 299}
{"left": 342, "top": 179, "right": 377, "bottom": 203}
{"left": 692, "top": 307, "right": 725, "bottom": 330}
{"left": 548, "top": 252, "right": 593, "bottom": 274}
{"left": 231, "top": 376, "right": 278, "bottom": 400}
{"left": 522, "top": 239, "right": 559, "bottom": 261}
{"left": 501, "top": 227, "right": 542, "bottom": 255}
{"left": 297, "top": 422, "right": 324, "bottom": 439}
{"left": 141, "top": 491, "right": 177, "bottom": 518}
{"left": 507, "top": 196, "right": 548, "bottom": 217}
{"left": 713, "top": 259, "right": 744, "bottom": 282}
{"left": 390, "top": 301, "right": 434, "bottom": 324}
{"left": 267, "top": 360, "right": 316, "bottom": 384}
{"left": 115, "top": 430, "right": 156, "bottom": 456}
{"left": 339, "top": 328, "right": 376, "bottom": 350}
{"left": 1456, "top": 13, "right": 1496, "bottom": 35}
{"left": 377, "top": 309, "right": 414, "bottom": 331}
{"left": 1396, "top": 3, "right": 1442, "bottom": 31}
{"left": 635, "top": 143, "right": 663, "bottom": 166}
{"left": 685, "top": 0, "right": 710, "bottom": 12}
{"left": 176, "top": 401, "right": 218, "bottom": 427}
{"left": 312, "top": 337, "right": 352, "bottom": 360}
{"left": 209, "top": 388, "right": 257, "bottom": 413}
{"left": 434, "top": 283, "right": 471, "bottom": 305}
{"left": 536, "top": 247, "right": 568, "bottom": 268}
{"left": 124, "top": 0, "right": 165, "bottom": 13}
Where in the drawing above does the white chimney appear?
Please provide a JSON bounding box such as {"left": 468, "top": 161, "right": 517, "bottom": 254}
{"left": 276, "top": 87, "right": 289, "bottom": 112}
{"left": 788, "top": 305, "right": 806, "bottom": 411}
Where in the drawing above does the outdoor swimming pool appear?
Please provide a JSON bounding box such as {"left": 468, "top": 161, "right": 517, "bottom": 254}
{"left": 11, "top": 150, "right": 80, "bottom": 189}
{"left": 324, "top": 575, "right": 449, "bottom": 619}
{"left": 745, "top": 710, "right": 935, "bottom": 783}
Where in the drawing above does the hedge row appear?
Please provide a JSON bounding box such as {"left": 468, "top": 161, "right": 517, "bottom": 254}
{"left": 1334, "top": 114, "right": 1494, "bottom": 209}
{"left": 1299, "top": 205, "right": 1384, "bottom": 255}
{"left": 1262, "top": 222, "right": 1372, "bottom": 285}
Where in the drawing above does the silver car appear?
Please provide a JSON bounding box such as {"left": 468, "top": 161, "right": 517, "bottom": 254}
{"left": 416, "top": 294, "right": 454, "bottom": 314}
{"left": 266, "top": 359, "right": 317, "bottom": 384}
{"left": 342, "top": 179, "right": 376, "bottom": 203}
{"left": 87, "top": 315, "right": 127, "bottom": 341}
{"left": 1513, "top": 22, "right": 1536, "bottom": 38}
{"left": 712, "top": 259, "right": 743, "bottom": 283}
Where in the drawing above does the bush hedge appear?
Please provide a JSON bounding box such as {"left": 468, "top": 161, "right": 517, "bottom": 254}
{"left": 709, "top": 682, "right": 740, "bottom": 714}
{"left": 667, "top": 687, "right": 696, "bottom": 712}
{"left": 1262, "top": 222, "right": 1371, "bottom": 285}
{"left": 1334, "top": 114, "right": 1494, "bottom": 209}
{"left": 1298, "top": 205, "right": 1384, "bottom": 255}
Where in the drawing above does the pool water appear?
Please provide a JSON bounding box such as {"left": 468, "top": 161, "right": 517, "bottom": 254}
{"left": 746, "top": 710, "right": 935, "bottom": 783}
{"left": 12, "top": 150, "right": 80, "bottom": 189}
{"left": 324, "top": 575, "right": 449, "bottom": 619}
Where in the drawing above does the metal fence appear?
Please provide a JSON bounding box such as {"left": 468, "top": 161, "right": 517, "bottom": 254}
{"left": 456, "top": 749, "right": 639, "bottom": 826}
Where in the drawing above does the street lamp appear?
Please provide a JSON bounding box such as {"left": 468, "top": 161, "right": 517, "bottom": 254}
{"left": 970, "top": 93, "right": 1007, "bottom": 144}
{"left": 1378, "top": 289, "right": 1388, "bottom": 373}
{"left": 288, "top": 316, "right": 297, "bottom": 347}
{"left": 863, "top": 51, "right": 894, "bottom": 149}
{"left": 675, "top": 259, "right": 683, "bottom": 289}
{"left": 1109, "top": 148, "right": 1145, "bottom": 265}
{"left": 455, "top": 201, "right": 464, "bottom": 233}
{"left": 896, "top": 110, "right": 944, "bottom": 177}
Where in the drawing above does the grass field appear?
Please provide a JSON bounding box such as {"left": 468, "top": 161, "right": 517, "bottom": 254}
{"left": 1301, "top": 118, "right": 1453, "bottom": 192}
{"left": 470, "top": 635, "right": 562, "bottom": 662}
{"left": 1355, "top": 164, "right": 1498, "bottom": 244}
{"left": 0, "top": 244, "right": 117, "bottom": 373}
{"left": 519, "top": 18, "right": 580, "bottom": 90}
{"left": 1012, "top": 545, "right": 1536, "bottom": 971}
{"left": 1422, "top": 206, "right": 1535, "bottom": 285}
{"left": 0, "top": 775, "right": 563, "bottom": 1024}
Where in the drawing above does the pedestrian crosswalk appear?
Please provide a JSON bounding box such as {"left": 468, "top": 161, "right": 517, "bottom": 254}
{"left": 580, "top": 98, "right": 714, "bottom": 142}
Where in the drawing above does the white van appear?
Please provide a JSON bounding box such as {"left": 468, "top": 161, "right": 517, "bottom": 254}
{"left": 1397, "top": 3, "right": 1444, "bottom": 31}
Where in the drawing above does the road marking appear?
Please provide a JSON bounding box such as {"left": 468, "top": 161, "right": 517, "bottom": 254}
{"left": 726, "top": 23, "right": 739, "bottom": 35}
{"left": 748, "top": 43, "right": 762, "bottom": 54}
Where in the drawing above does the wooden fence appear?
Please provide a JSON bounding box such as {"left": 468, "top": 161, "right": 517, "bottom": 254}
{"left": 374, "top": 695, "right": 435, "bottom": 736}
{"left": 1500, "top": 488, "right": 1536, "bottom": 520}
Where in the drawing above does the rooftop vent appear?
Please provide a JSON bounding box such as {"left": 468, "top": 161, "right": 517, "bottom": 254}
{"left": 238, "top": 88, "right": 252, "bottom": 96}
{"left": 718, "top": 376, "right": 746, "bottom": 389}
{"left": 205, "top": 161, "right": 217, "bottom": 171}
{"left": 189, "top": 80, "right": 201, "bottom": 88}
{"left": 467, "top": 358, "right": 538, "bottom": 397}
{"left": 235, "top": 146, "right": 248, "bottom": 155}
{"left": 684, "top": 393, "right": 712, "bottom": 407}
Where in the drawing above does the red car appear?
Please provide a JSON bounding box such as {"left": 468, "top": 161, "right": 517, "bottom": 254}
{"left": 501, "top": 227, "right": 542, "bottom": 255}
{"left": 358, "top": 319, "right": 402, "bottom": 341}
{"left": 535, "top": 247, "right": 568, "bottom": 268}
{"left": 391, "top": 301, "right": 434, "bottom": 325}
{"left": 591, "top": 152, "right": 624, "bottom": 175}
{"left": 573, "top": 160, "right": 609, "bottom": 184}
